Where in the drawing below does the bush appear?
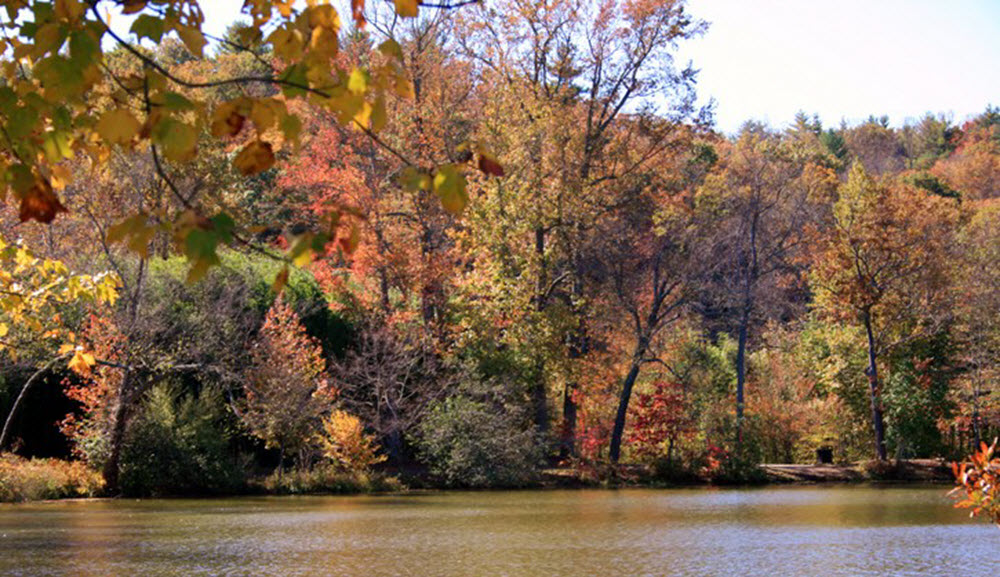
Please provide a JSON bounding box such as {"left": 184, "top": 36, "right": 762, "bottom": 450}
{"left": 0, "top": 453, "right": 104, "bottom": 502}
{"left": 951, "top": 440, "right": 1000, "bottom": 526}
{"left": 316, "top": 410, "right": 387, "bottom": 473}
{"left": 417, "top": 395, "right": 542, "bottom": 488}
{"left": 257, "top": 465, "right": 402, "bottom": 495}
{"left": 119, "top": 384, "right": 244, "bottom": 496}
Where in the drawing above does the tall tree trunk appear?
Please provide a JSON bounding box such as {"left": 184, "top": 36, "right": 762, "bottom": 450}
{"left": 560, "top": 319, "right": 587, "bottom": 459}
{"left": 609, "top": 358, "right": 643, "bottom": 464}
{"left": 102, "top": 369, "right": 134, "bottom": 493}
{"left": 971, "top": 359, "right": 983, "bottom": 449}
{"left": 531, "top": 227, "right": 549, "bottom": 435}
{"left": 735, "top": 308, "right": 749, "bottom": 452}
{"left": 863, "top": 309, "right": 888, "bottom": 461}
{"left": 559, "top": 381, "right": 577, "bottom": 459}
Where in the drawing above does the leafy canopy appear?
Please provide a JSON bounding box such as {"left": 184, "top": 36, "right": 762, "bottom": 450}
{"left": 0, "top": 0, "right": 501, "bottom": 285}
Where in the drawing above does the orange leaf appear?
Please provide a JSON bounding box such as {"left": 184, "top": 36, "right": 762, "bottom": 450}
{"left": 234, "top": 140, "right": 275, "bottom": 175}
{"left": 19, "top": 178, "right": 67, "bottom": 223}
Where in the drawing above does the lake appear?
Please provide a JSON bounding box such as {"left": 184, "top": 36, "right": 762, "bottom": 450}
{"left": 0, "top": 486, "right": 995, "bottom": 576}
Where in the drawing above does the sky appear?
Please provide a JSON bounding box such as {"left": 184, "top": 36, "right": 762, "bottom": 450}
{"left": 104, "top": 0, "right": 1000, "bottom": 135}
{"left": 677, "top": 0, "right": 1000, "bottom": 134}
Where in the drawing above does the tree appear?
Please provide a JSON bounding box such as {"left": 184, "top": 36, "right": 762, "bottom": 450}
{"left": 811, "top": 164, "right": 958, "bottom": 460}
{"left": 0, "top": 237, "right": 119, "bottom": 451}
{"left": 330, "top": 323, "right": 446, "bottom": 463}
{"left": 0, "top": 0, "right": 499, "bottom": 283}
{"left": 241, "top": 297, "right": 333, "bottom": 472}
{"left": 316, "top": 409, "right": 386, "bottom": 473}
{"left": 626, "top": 380, "right": 694, "bottom": 466}
{"left": 456, "top": 0, "right": 708, "bottom": 450}
{"left": 951, "top": 201, "right": 1000, "bottom": 448}
{"left": 932, "top": 124, "right": 1000, "bottom": 200}
{"left": 695, "top": 129, "right": 831, "bottom": 448}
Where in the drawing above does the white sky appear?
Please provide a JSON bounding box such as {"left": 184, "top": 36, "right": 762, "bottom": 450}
{"left": 678, "top": 0, "right": 1000, "bottom": 134}
{"left": 106, "top": 0, "right": 1000, "bottom": 134}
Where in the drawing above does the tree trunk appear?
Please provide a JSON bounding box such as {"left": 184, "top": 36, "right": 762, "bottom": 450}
{"left": 863, "top": 309, "right": 888, "bottom": 461}
{"left": 559, "top": 382, "right": 577, "bottom": 459}
{"left": 735, "top": 309, "right": 749, "bottom": 451}
{"left": 101, "top": 370, "right": 134, "bottom": 493}
{"left": 531, "top": 227, "right": 550, "bottom": 436}
{"left": 609, "top": 358, "right": 643, "bottom": 464}
{"left": 972, "top": 363, "right": 983, "bottom": 449}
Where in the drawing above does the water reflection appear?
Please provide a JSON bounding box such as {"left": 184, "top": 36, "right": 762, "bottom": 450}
{"left": 0, "top": 486, "right": 993, "bottom": 577}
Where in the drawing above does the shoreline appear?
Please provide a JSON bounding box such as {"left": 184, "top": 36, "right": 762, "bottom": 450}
{"left": 1, "top": 459, "right": 956, "bottom": 505}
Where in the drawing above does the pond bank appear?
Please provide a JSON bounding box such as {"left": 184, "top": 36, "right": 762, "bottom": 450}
{"left": 760, "top": 459, "right": 954, "bottom": 484}
{"left": 537, "top": 458, "right": 955, "bottom": 488}
{"left": 2, "top": 458, "right": 957, "bottom": 504}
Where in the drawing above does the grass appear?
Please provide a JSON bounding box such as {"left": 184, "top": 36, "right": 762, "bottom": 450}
{"left": 0, "top": 453, "right": 104, "bottom": 502}
{"left": 255, "top": 465, "right": 404, "bottom": 495}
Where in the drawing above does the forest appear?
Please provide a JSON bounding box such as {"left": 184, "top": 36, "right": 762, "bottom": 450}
{"left": 0, "top": 0, "right": 997, "bottom": 522}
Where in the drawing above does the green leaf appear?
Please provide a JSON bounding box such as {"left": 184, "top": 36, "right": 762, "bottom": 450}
{"left": 152, "top": 118, "right": 197, "bottom": 162}
{"left": 161, "top": 92, "right": 196, "bottom": 112}
{"left": 131, "top": 14, "right": 165, "bottom": 42}
{"left": 68, "top": 29, "right": 99, "bottom": 67}
{"left": 279, "top": 64, "right": 309, "bottom": 98}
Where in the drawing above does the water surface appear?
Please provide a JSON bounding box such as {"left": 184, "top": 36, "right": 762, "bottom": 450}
{"left": 0, "top": 486, "right": 994, "bottom": 576}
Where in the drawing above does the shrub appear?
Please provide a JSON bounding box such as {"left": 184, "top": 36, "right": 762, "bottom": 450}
{"left": 119, "top": 384, "right": 243, "bottom": 496}
{"left": 417, "top": 395, "right": 542, "bottom": 488}
{"left": 258, "top": 465, "right": 402, "bottom": 495}
{"left": 951, "top": 439, "right": 1000, "bottom": 526}
{"left": 0, "top": 453, "right": 104, "bottom": 502}
{"left": 316, "top": 410, "right": 386, "bottom": 473}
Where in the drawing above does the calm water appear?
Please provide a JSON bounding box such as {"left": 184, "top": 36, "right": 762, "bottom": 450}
{"left": 0, "top": 486, "right": 995, "bottom": 576}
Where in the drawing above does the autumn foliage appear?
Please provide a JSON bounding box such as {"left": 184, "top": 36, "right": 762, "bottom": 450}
{"left": 951, "top": 439, "right": 1000, "bottom": 526}
{"left": 242, "top": 298, "right": 334, "bottom": 466}
{"left": 317, "top": 410, "right": 386, "bottom": 473}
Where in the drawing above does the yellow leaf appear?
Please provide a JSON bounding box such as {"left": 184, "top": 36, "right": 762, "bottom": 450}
{"left": 377, "top": 39, "right": 404, "bottom": 62}
{"left": 68, "top": 348, "right": 96, "bottom": 376}
{"left": 250, "top": 99, "right": 279, "bottom": 131}
{"left": 233, "top": 140, "right": 275, "bottom": 175}
{"left": 394, "top": 0, "right": 419, "bottom": 18}
{"left": 0, "top": 323, "right": 7, "bottom": 338}
{"left": 280, "top": 113, "right": 303, "bottom": 145}
{"left": 267, "top": 27, "right": 304, "bottom": 62}
{"left": 50, "top": 164, "right": 73, "bottom": 190}
{"left": 433, "top": 164, "right": 468, "bottom": 215}
{"left": 371, "top": 96, "right": 386, "bottom": 132}
{"left": 96, "top": 109, "right": 141, "bottom": 146}
{"left": 393, "top": 72, "right": 415, "bottom": 99}
{"left": 176, "top": 25, "right": 206, "bottom": 57}
{"left": 353, "top": 101, "right": 372, "bottom": 128}
{"left": 347, "top": 68, "right": 368, "bottom": 94}
{"left": 307, "top": 5, "right": 340, "bottom": 29}
{"left": 211, "top": 100, "right": 246, "bottom": 138}
{"left": 309, "top": 25, "right": 338, "bottom": 56}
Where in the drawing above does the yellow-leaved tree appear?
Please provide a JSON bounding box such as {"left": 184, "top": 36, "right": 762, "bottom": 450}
{"left": 0, "top": 234, "right": 119, "bottom": 450}
{"left": 0, "top": 0, "right": 501, "bottom": 286}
